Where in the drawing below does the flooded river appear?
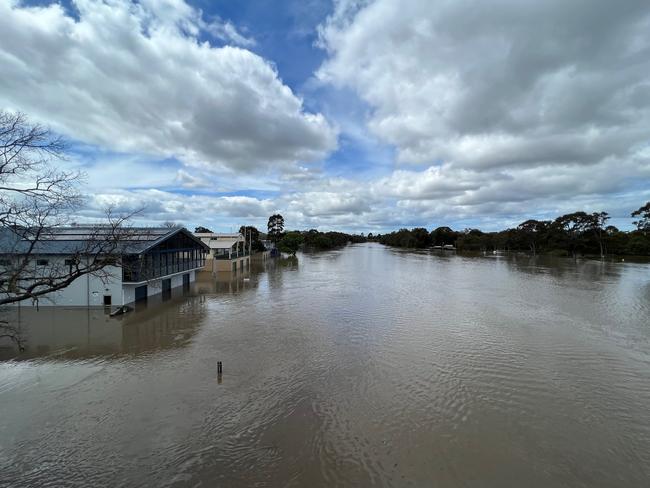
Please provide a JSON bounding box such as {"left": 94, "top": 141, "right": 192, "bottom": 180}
{"left": 1, "top": 243, "right": 650, "bottom": 487}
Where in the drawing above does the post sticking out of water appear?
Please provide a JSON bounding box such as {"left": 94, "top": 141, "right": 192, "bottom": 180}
{"left": 217, "top": 361, "right": 223, "bottom": 375}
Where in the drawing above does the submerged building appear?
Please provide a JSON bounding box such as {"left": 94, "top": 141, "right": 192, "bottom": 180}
{"left": 193, "top": 232, "right": 250, "bottom": 272}
{"left": 0, "top": 226, "right": 208, "bottom": 307}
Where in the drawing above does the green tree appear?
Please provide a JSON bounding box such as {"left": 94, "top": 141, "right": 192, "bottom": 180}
{"left": 631, "top": 202, "right": 650, "bottom": 231}
{"left": 554, "top": 212, "right": 592, "bottom": 258}
{"left": 239, "top": 225, "right": 265, "bottom": 252}
{"left": 194, "top": 226, "right": 212, "bottom": 233}
{"left": 278, "top": 232, "right": 303, "bottom": 255}
{"left": 267, "top": 214, "right": 285, "bottom": 244}
{"left": 517, "top": 219, "right": 550, "bottom": 255}
{"left": 411, "top": 227, "right": 432, "bottom": 248}
{"left": 589, "top": 212, "right": 609, "bottom": 258}
{"left": 626, "top": 233, "right": 650, "bottom": 255}
{"left": 430, "top": 226, "right": 458, "bottom": 246}
{"left": 456, "top": 229, "right": 486, "bottom": 251}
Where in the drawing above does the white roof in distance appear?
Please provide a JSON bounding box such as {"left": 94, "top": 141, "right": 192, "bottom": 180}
{"left": 193, "top": 232, "right": 244, "bottom": 250}
{"left": 207, "top": 238, "right": 239, "bottom": 249}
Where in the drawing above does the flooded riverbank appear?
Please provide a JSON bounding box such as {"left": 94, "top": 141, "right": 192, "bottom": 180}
{"left": 1, "top": 243, "right": 650, "bottom": 486}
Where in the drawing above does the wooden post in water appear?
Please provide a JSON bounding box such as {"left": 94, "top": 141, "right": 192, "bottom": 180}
{"left": 217, "top": 361, "right": 223, "bottom": 375}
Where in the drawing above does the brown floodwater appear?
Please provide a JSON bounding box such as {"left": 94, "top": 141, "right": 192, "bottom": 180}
{"left": 1, "top": 243, "right": 650, "bottom": 487}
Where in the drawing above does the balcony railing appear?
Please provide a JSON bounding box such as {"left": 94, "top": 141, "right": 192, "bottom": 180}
{"left": 213, "top": 249, "right": 250, "bottom": 260}
{"left": 123, "top": 258, "right": 205, "bottom": 282}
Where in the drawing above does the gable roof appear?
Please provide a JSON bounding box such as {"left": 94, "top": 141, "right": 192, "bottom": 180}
{"left": 0, "top": 226, "right": 209, "bottom": 255}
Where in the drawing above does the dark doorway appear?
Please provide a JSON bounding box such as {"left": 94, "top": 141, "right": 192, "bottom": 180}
{"left": 135, "top": 285, "right": 148, "bottom": 302}
{"left": 182, "top": 273, "right": 190, "bottom": 291}
{"left": 103, "top": 295, "right": 112, "bottom": 306}
{"left": 162, "top": 278, "right": 172, "bottom": 301}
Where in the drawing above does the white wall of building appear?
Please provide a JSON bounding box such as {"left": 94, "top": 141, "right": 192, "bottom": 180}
{"left": 12, "top": 256, "right": 123, "bottom": 307}
{"left": 10, "top": 257, "right": 198, "bottom": 308}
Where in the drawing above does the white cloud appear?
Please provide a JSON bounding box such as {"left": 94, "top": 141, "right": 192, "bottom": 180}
{"left": 82, "top": 189, "right": 276, "bottom": 225}
{"left": 289, "top": 191, "right": 371, "bottom": 217}
{"left": 311, "top": 0, "right": 650, "bottom": 228}
{"left": 205, "top": 18, "right": 256, "bottom": 47}
{"left": 3, "top": 0, "right": 649, "bottom": 231}
{"left": 175, "top": 169, "right": 211, "bottom": 189}
{"left": 318, "top": 0, "right": 650, "bottom": 168}
{"left": 0, "top": 0, "right": 336, "bottom": 173}
{"left": 76, "top": 159, "right": 650, "bottom": 232}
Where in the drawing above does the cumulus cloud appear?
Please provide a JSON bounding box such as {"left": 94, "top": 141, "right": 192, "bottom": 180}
{"left": 311, "top": 0, "right": 650, "bottom": 227}
{"left": 3, "top": 0, "right": 649, "bottom": 231}
{"left": 289, "top": 191, "right": 371, "bottom": 217}
{"left": 0, "top": 0, "right": 336, "bottom": 172}
{"left": 204, "top": 17, "right": 256, "bottom": 47}
{"left": 175, "top": 169, "right": 211, "bottom": 189}
{"left": 83, "top": 189, "right": 276, "bottom": 224}
{"left": 318, "top": 0, "right": 650, "bottom": 167}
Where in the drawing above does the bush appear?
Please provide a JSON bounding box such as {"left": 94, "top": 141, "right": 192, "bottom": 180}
{"left": 278, "top": 232, "right": 304, "bottom": 255}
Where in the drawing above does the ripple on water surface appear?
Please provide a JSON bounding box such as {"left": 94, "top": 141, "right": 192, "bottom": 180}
{"left": 1, "top": 244, "right": 650, "bottom": 487}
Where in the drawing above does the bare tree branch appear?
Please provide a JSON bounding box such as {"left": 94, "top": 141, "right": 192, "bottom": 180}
{"left": 0, "top": 111, "right": 139, "bottom": 346}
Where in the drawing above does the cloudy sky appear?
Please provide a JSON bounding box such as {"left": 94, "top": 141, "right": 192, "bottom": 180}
{"left": 1, "top": 0, "right": 649, "bottom": 232}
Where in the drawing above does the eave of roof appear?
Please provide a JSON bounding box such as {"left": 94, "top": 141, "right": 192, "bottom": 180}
{"left": 206, "top": 238, "right": 239, "bottom": 249}
{"left": 137, "top": 227, "right": 210, "bottom": 254}
{"left": 0, "top": 227, "right": 210, "bottom": 255}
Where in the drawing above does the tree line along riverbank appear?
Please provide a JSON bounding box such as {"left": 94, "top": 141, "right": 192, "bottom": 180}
{"left": 276, "top": 229, "right": 367, "bottom": 254}
{"left": 369, "top": 204, "right": 650, "bottom": 258}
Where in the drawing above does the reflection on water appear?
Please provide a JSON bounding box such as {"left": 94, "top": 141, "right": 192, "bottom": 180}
{"left": 1, "top": 244, "right": 650, "bottom": 487}
{"left": 0, "top": 289, "right": 207, "bottom": 360}
{"left": 0, "top": 264, "right": 273, "bottom": 360}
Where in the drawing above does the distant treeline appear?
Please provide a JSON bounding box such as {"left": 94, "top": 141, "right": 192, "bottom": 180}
{"left": 279, "top": 229, "right": 366, "bottom": 254}
{"left": 370, "top": 203, "right": 650, "bottom": 257}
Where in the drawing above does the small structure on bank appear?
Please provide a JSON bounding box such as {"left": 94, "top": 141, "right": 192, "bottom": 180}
{"left": 0, "top": 226, "right": 209, "bottom": 307}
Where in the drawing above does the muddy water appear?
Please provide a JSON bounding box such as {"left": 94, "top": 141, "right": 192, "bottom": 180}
{"left": 1, "top": 243, "right": 650, "bottom": 487}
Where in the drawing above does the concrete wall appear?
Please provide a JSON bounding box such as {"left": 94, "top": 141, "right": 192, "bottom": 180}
{"left": 213, "top": 256, "right": 249, "bottom": 272}
{"left": 251, "top": 251, "right": 271, "bottom": 261}
{"left": 122, "top": 269, "right": 196, "bottom": 305}
{"left": 203, "top": 257, "right": 214, "bottom": 271}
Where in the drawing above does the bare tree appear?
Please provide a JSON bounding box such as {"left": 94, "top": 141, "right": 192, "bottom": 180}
{"left": 0, "top": 212, "right": 138, "bottom": 307}
{"left": 0, "top": 110, "right": 136, "bottom": 347}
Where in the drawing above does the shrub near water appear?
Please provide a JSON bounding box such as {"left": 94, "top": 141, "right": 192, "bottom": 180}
{"left": 278, "top": 232, "right": 304, "bottom": 255}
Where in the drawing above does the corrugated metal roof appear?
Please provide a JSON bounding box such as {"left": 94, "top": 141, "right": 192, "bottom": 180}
{"left": 0, "top": 226, "right": 209, "bottom": 255}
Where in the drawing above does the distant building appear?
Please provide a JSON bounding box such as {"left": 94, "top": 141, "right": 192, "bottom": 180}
{"left": 193, "top": 232, "right": 250, "bottom": 272}
{"left": 0, "top": 226, "right": 208, "bottom": 307}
